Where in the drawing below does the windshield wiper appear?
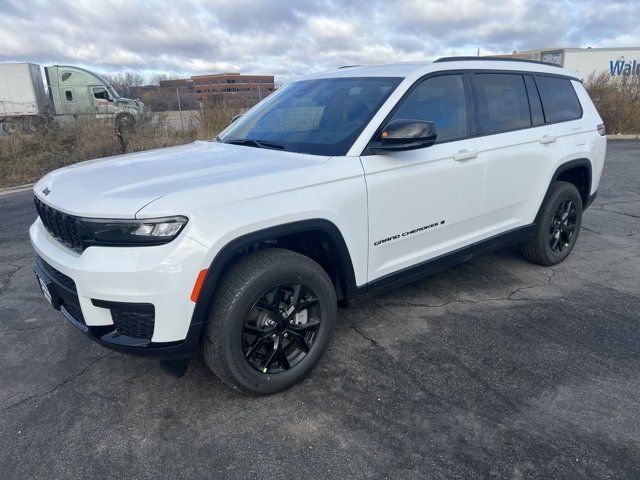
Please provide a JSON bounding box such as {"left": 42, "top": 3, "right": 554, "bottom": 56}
{"left": 224, "top": 139, "right": 286, "bottom": 151}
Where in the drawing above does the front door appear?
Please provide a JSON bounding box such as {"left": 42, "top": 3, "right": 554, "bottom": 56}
{"left": 92, "top": 86, "right": 111, "bottom": 115}
{"left": 361, "top": 73, "right": 484, "bottom": 282}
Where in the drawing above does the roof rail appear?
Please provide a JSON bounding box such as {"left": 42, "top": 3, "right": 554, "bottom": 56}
{"left": 434, "top": 56, "right": 563, "bottom": 68}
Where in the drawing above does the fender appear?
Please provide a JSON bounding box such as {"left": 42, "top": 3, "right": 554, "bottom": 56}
{"left": 552, "top": 158, "right": 592, "bottom": 202}
{"left": 189, "top": 218, "right": 358, "bottom": 334}
{"left": 535, "top": 158, "right": 593, "bottom": 221}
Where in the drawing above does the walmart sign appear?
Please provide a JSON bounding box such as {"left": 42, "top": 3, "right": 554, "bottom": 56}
{"left": 610, "top": 60, "right": 640, "bottom": 76}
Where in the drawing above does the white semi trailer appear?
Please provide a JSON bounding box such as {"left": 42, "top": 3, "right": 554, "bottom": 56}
{"left": 0, "top": 63, "right": 143, "bottom": 134}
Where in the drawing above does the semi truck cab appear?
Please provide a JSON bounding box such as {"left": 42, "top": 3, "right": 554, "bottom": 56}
{"left": 45, "top": 65, "right": 143, "bottom": 128}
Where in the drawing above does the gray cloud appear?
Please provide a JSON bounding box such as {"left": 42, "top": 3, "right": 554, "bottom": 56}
{"left": 0, "top": 0, "right": 637, "bottom": 82}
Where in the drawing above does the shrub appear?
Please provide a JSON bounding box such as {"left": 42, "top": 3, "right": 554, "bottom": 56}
{"left": 584, "top": 72, "right": 640, "bottom": 135}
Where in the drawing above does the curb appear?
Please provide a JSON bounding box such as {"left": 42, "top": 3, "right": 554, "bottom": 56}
{"left": 0, "top": 183, "right": 34, "bottom": 197}
{"left": 607, "top": 134, "right": 640, "bottom": 140}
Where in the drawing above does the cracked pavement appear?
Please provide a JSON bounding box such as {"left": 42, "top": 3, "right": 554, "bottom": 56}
{"left": 1, "top": 141, "right": 639, "bottom": 479}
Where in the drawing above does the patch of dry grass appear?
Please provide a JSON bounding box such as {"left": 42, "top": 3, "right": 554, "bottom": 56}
{"left": 0, "top": 94, "right": 258, "bottom": 188}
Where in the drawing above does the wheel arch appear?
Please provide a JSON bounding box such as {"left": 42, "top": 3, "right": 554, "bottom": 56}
{"left": 189, "top": 219, "right": 358, "bottom": 333}
{"left": 550, "top": 158, "right": 592, "bottom": 208}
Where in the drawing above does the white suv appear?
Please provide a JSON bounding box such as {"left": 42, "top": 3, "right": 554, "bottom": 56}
{"left": 31, "top": 58, "right": 606, "bottom": 394}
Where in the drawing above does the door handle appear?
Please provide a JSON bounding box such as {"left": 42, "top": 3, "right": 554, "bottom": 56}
{"left": 539, "top": 135, "right": 557, "bottom": 144}
{"left": 453, "top": 149, "right": 478, "bottom": 161}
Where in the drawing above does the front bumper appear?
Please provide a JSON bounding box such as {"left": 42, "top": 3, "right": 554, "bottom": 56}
{"left": 30, "top": 219, "right": 210, "bottom": 357}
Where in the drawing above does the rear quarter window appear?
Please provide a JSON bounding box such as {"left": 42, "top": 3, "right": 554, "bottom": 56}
{"left": 534, "top": 76, "right": 582, "bottom": 123}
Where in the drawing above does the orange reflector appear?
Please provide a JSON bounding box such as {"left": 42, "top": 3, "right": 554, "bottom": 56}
{"left": 381, "top": 131, "right": 388, "bottom": 138}
{"left": 190, "top": 269, "right": 208, "bottom": 302}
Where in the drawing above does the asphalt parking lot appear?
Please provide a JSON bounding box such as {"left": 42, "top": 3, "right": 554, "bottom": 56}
{"left": 1, "top": 141, "right": 639, "bottom": 480}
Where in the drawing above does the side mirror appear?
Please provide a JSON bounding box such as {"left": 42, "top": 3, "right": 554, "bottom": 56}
{"left": 369, "top": 119, "right": 437, "bottom": 154}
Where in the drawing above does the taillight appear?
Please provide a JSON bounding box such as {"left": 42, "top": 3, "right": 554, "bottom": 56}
{"left": 597, "top": 124, "right": 606, "bottom": 136}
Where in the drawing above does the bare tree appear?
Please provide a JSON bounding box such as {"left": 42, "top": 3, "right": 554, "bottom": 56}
{"left": 149, "top": 73, "right": 180, "bottom": 86}
{"left": 103, "top": 72, "right": 145, "bottom": 98}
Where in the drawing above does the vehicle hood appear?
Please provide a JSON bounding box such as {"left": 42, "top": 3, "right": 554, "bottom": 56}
{"left": 33, "top": 141, "right": 329, "bottom": 218}
{"left": 115, "top": 97, "right": 143, "bottom": 109}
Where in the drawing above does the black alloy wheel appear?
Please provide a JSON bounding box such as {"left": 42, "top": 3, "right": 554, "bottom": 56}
{"left": 521, "top": 180, "right": 583, "bottom": 266}
{"left": 549, "top": 198, "right": 577, "bottom": 253}
{"left": 243, "top": 282, "right": 321, "bottom": 374}
{"left": 202, "top": 248, "right": 337, "bottom": 394}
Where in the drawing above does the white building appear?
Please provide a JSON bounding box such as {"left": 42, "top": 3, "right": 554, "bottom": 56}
{"left": 504, "top": 47, "right": 640, "bottom": 80}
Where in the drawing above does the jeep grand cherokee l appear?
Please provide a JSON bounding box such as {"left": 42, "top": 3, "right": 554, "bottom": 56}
{"left": 31, "top": 57, "right": 606, "bottom": 394}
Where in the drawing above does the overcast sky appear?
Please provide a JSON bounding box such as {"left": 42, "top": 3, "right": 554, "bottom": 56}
{"left": 1, "top": 0, "right": 638, "bottom": 83}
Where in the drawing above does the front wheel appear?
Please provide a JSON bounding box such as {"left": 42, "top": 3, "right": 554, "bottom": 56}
{"left": 202, "top": 248, "right": 337, "bottom": 394}
{"left": 522, "top": 181, "right": 583, "bottom": 266}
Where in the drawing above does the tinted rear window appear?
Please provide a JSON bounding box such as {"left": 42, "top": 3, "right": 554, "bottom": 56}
{"left": 471, "top": 74, "right": 531, "bottom": 135}
{"left": 534, "top": 76, "right": 582, "bottom": 123}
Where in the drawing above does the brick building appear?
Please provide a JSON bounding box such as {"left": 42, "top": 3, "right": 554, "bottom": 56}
{"left": 160, "top": 73, "right": 274, "bottom": 102}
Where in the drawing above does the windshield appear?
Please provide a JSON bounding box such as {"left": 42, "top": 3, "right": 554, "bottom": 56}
{"left": 217, "top": 77, "right": 403, "bottom": 156}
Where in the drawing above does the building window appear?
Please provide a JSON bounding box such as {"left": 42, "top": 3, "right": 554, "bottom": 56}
{"left": 65, "top": 90, "right": 73, "bottom": 101}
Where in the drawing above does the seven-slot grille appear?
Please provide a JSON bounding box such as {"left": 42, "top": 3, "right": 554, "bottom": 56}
{"left": 34, "top": 197, "right": 83, "bottom": 252}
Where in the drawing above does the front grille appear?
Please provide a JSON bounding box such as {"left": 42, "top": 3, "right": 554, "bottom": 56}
{"left": 36, "top": 256, "right": 76, "bottom": 293}
{"left": 111, "top": 309, "right": 155, "bottom": 340}
{"left": 34, "top": 197, "right": 83, "bottom": 252}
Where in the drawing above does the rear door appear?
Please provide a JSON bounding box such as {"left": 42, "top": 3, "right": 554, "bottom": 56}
{"left": 472, "top": 72, "right": 562, "bottom": 240}
{"left": 361, "top": 73, "right": 484, "bottom": 282}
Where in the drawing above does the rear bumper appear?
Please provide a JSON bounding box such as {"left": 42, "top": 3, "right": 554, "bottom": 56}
{"left": 30, "top": 218, "right": 210, "bottom": 357}
{"left": 585, "top": 190, "right": 598, "bottom": 210}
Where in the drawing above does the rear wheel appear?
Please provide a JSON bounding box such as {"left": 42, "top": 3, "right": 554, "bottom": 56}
{"left": 522, "top": 181, "right": 583, "bottom": 266}
{"left": 0, "top": 119, "right": 17, "bottom": 135}
{"left": 202, "top": 248, "right": 337, "bottom": 394}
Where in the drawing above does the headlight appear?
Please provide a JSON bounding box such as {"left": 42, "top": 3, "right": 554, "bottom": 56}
{"left": 79, "top": 216, "right": 188, "bottom": 246}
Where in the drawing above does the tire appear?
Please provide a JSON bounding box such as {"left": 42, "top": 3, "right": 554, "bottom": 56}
{"left": 522, "top": 181, "right": 583, "bottom": 266}
{"left": 1, "top": 119, "right": 17, "bottom": 135}
{"left": 202, "top": 248, "right": 337, "bottom": 394}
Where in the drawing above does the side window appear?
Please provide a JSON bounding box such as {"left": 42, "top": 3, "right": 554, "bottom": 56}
{"left": 93, "top": 87, "right": 109, "bottom": 100}
{"left": 471, "top": 74, "right": 531, "bottom": 135}
{"left": 65, "top": 90, "right": 73, "bottom": 102}
{"left": 389, "top": 74, "right": 468, "bottom": 143}
{"left": 534, "top": 76, "right": 582, "bottom": 123}
{"left": 524, "top": 75, "right": 545, "bottom": 126}
{"left": 61, "top": 72, "right": 72, "bottom": 82}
